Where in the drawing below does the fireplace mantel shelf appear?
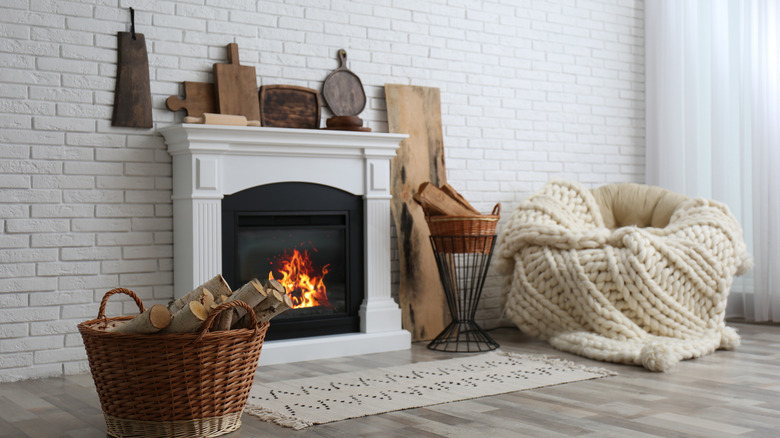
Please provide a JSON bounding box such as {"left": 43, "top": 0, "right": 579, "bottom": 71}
{"left": 160, "top": 124, "right": 410, "bottom": 365}
{"left": 161, "top": 124, "right": 407, "bottom": 158}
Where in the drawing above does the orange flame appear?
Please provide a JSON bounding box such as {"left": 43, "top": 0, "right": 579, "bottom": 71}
{"left": 269, "top": 248, "right": 331, "bottom": 308}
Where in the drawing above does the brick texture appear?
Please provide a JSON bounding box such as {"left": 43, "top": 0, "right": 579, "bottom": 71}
{"left": 0, "top": 0, "right": 645, "bottom": 381}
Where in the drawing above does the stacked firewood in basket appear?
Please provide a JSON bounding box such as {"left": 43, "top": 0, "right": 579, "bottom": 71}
{"left": 413, "top": 182, "right": 482, "bottom": 217}
{"left": 107, "top": 274, "right": 293, "bottom": 334}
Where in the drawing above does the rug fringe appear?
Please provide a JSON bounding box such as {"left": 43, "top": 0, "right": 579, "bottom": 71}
{"left": 243, "top": 405, "right": 313, "bottom": 431}
{"left": 496, "top": 350, "right": 618, "bottom": 377}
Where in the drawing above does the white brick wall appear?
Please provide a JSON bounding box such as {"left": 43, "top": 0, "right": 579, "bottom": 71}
{"left": 0, "top": 0, "right": 645, "bottom": 381}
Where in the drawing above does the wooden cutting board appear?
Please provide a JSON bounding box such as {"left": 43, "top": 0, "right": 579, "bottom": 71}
{"left": 385, "top": 84, "right": 449, "bottom": 342}
{"left": 166, "top": 81, "right": 216, "bottom": 118}
{"left": 259, "top": 84, "right": 321, "bottom": 129}
{"left": 112, "top": 31, "right": 152, "bottom": 128}
{"left": 213, "top": 43, "right": 260, "bottom": 121}
{"left": 322, "top": 49, "right": 366, "bottom": 117}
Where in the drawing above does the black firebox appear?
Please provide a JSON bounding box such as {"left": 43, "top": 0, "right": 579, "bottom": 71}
{"left": 222, "top": 182, "right": 363, "bottom": 341}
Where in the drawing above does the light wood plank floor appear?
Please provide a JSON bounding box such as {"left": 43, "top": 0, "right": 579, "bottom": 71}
{"left": 1, "top": 322, "right": 778, "bottom": 437}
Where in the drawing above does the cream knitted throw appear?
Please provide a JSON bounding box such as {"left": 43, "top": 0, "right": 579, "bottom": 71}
{"left": 496, "top": 180, "right": 752, "bottom": 372}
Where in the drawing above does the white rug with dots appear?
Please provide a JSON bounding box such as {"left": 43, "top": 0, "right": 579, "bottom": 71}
{"left": 245, "top": 351, "right": 615, "bottom": 430}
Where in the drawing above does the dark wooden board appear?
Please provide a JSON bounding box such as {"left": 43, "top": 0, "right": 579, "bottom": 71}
{"left": 385, "top": 84, "right": 449, "bottom": 342}
{"left": 213, "top": 43, "right": 260, "bottom": 121}
{"left": 322, "top": 49, "right": 366, "bottom": 117}
{"left": 112, "top": 32, "right": 152, "bottom": 128}
{"left": 166, "top": 81, "right": 216, "bottom": 118}
{"left": 259, "top": 84, "right": 321, "bottom": 129}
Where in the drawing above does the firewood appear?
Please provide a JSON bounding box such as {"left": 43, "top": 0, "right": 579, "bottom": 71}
{"left": 168, "top": 274, "right": 231, "bottom": 314}
{"left": 235, "top": 290, "right": 286, "bottom": 328}
{"left": 440, "top": 183, "right": 480, "bottom": 215}
{"left": 162, "top": 301, "right": 209, "bottom": 333}
{"left": 413, "top": 182, "right": 480, "bottom": 217}
{"left": 201, "top": 288, "right": 215, "bottom": 311}
{"left": 257, "top": 293, "right": 293, "bottom": 322}
{"left": 108, "top": 304, "right": 172, "bottom": 334}
{"left": 266, "top": 278, "right": 287, "bottom": 295}
{"left": 216, "top": 279, "right": 267, "bottom": 330}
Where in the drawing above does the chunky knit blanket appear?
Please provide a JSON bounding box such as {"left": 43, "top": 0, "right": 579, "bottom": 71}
{"left": 496, "top": 180, "right": 752, "bottom": 372}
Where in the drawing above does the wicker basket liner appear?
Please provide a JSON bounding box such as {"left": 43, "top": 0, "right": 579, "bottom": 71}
{"left": 79, "top": 288, "right": 269, "bottom": 438}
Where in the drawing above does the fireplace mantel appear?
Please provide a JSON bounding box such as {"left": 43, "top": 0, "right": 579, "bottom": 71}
{"left": 159, "top": 124, "right": 411, "bottom": 365}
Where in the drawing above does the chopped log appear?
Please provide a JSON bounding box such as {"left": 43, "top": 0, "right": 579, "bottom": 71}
{"left": 201, "top": 288, "right": 216, "bottom": 311}
{"left": 108, "top": 304, "right": 172, "bottom": 334}
{"left": 216, "top": 279, "right": 268, "bottom": 330}
{"left": 168, "top": 274, "right": 231, "bottom": 314}
{"left": 440, "top": 183, "right": 481, "bottom": 215}
{"left": 162, "top": 301, "right": 209, "bottom": 333}
{"left": 236, "top": 290, "right": 293, "bottom": 328}
{"left": 413, "top": 182, "right": 480, "bottom": 217}
{"left": 266, "top": 278, "right": 287, "bottom": 295}
{"left": 257, "top": 293, "right": 293, "bottom": 323}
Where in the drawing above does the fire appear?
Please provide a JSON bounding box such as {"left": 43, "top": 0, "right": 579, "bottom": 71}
{"left": 269, "top": 248, "right": 332, "bottom": 309}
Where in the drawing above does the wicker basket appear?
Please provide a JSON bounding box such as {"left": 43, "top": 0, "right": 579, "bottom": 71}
{"left": 426, "top": 203, "right": 500, "bottom": 253}
{"left": 78, "top": 288, "right": 269, "bottom": 438}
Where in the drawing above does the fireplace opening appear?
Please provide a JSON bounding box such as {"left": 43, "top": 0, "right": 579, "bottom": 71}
{"left": 222, "top": 182, "right": 363, "bottom": 341}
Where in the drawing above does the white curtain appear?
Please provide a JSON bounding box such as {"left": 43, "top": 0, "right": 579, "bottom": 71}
{"left": 645, "top": 0, "right": 780, "bottom": 322}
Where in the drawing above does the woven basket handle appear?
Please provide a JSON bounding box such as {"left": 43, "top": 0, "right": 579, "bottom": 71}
{"left": 194, "top": 300, "right": 257, "bottom": 343}
{"left": 97, "top": 287, "right": 146, "bottom": 319}
{"left": 491, "top": 203, "right": 501, "bottom": 216}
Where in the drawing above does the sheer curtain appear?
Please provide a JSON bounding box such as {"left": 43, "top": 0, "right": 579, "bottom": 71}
{"left": 645, "top": 0, "right": 780, "bottom": 322}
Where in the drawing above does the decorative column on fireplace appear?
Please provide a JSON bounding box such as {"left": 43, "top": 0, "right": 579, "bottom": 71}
{"left": 159, "top": 124, "right": 410, "bottom": 365}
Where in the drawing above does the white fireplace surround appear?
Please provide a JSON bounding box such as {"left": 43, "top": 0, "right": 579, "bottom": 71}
{"left": 159, "top": 124, "right": 411, "bottom": 365}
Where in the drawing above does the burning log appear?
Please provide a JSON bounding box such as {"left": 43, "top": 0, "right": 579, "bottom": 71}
{"left": 109, "top": 304, "right": 172, "bottom": 334}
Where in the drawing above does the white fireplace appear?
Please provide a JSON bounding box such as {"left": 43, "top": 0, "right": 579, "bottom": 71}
{"left": 159, "top": 124, "right": 410, "bottom": 365}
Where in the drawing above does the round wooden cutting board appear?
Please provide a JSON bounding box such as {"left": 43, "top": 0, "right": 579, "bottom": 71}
{"left": 321, "top": 49, "right": 366, "bottom": 117}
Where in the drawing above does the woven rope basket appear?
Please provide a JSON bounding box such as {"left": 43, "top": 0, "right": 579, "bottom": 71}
{"left": 78, "top": 288, "right": 269, "bottom": 438}
{"left": 426, "top": 203, "right": 500, "bottom": 253}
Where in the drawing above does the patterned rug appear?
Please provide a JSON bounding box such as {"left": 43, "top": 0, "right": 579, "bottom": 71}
{"left": 244, "top": 351, "right": 616, "bottom": 430}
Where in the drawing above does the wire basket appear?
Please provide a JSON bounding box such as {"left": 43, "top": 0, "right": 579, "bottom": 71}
{"left": 425, "top": 203, "right": 500, "bottom": 253}
{"left": 78, "top": 288, "right": 269, "bottom": 438}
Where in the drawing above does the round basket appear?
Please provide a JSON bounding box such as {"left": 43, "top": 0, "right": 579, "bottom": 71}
{"left": 426, "top": 203, "right": 500, "bottom": 253}
{"left": 78, "top": 288, "right": 269, "bottom": 438}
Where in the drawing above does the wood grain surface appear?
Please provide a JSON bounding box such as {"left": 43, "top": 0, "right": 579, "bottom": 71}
{"left": 385, "top": 83, "right": 449, "bottom": 342}
{"left": 166, "top": 81, "right": 216, "bottom": 118}
{"left": 112, "top": 32, "right": 152, "bottom": 128}
{"left": 213, "top": 43, "right": 260, "bottom": 121}
{"left": 322, "top": 49, "right": 366, "bottom": 117}
{"left": 259, "top": 84, "right": 321, "bottom": 129}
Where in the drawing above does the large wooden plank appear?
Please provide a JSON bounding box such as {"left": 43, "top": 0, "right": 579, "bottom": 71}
{"left": 385, "top": 84, "right": 449, "bottom": 342}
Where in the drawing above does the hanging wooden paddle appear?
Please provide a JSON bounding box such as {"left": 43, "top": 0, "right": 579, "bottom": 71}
{"left": 112, "top": 8, "right": 153, "bottom": 128}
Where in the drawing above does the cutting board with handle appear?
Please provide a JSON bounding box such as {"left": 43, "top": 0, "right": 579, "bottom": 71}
{"left": 112, "top": 31, "right": 152, "bottom": 128}
{"left": 166, "top": 82, "right": 216, "bottom": 118}
{"left": 213, "top": 43, "right": 260, "bottom": 121}
{"left": 259, "top": 84, "right": 321, "bottom": 129}
{"left": 322, "top": 49, "right": 366, "bottom": 117}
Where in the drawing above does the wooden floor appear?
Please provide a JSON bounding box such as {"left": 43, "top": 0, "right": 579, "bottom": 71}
{"left": 1, "top": 322, "right": 778, "bottom": 437}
